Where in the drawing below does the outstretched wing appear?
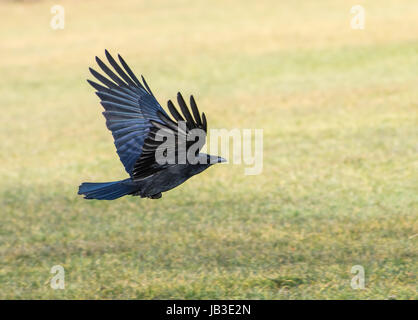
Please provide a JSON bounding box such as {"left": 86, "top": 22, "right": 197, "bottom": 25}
{"left": 132, "top": 92, "right": 208, "bottom": 180}
{"left": 88, "top": 50, "right": 169, "bottom": 175}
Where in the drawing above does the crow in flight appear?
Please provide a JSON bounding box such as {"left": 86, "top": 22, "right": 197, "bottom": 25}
{"left": 78, "top": 50, "right": 226, "bottom": 200}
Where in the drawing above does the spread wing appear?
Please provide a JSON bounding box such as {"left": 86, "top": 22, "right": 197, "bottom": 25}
{"left": 132, "top": 92, "right": 208, "bottom": 180}
{"left": 88, "top": 50, "right": 169, "bottom": 175}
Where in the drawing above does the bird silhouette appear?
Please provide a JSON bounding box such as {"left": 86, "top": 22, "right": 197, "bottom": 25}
{"left": 78, "top": 50, "right": 226, "bottom": 200}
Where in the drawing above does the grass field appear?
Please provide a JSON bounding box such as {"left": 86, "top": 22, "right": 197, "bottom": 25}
{"left": 0, "top": 0, "right": 417, "bottom": 299}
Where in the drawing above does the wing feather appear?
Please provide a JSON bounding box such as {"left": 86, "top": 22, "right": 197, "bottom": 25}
{"left": 167, "top": 100, "right": 185, "bottom": 122}
{"left": 88, "top": 50, "right": 167, "bottom": 175}
{"left": 132, "top": 93, "right": 208, "bottom": 180}
{"left": 104, "top": 49, "right": 137, "bottom": 87}
{"left": 190, "top": 95, "right": 202, "bottom": 126}
{"left": 177, "top": 92, "right": 195, "bottom": 129}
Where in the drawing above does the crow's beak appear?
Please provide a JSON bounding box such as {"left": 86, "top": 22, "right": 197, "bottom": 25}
{"left": 217, "top": 157, "right": 227, "bottom": 163}
{"left": 207, "top": 155, "right": 227, "bottom": 164}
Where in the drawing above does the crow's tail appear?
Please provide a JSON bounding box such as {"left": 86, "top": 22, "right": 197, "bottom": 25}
{"left": 78, "top": 179, "right": 137, "bottom": 200}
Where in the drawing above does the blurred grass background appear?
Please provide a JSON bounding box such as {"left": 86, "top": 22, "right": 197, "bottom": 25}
{"left": 0, "top": 0, "right": 417, "bottom": 299}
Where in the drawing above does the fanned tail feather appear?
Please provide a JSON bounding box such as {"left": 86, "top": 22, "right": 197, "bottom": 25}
{"left": 78, "top": 179, "right": 137, "bottom": 200}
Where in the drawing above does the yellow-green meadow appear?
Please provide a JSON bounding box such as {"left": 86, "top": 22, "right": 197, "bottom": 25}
{"left": 0, "top": 0, "right": 417, "bottom": 299}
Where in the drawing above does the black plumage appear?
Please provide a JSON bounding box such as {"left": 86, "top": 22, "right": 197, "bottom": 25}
{"left": 78, "top": 50, "right": 225, "bottom": 200}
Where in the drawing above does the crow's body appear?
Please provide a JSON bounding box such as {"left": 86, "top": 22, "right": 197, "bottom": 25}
{"left": 78, "top": 50, "right": 225, "bottom": 200}
{"left": 79, "top": 162, "right": 215, "bottom": 200}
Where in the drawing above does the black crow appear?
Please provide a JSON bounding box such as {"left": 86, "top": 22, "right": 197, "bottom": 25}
{"left": 78, "top": 50, "right": 226, "bottom": 200}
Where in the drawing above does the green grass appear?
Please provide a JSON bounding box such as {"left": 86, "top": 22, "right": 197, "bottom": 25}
{"left": 0, "top": 0, "right": 417, "bottom": 299}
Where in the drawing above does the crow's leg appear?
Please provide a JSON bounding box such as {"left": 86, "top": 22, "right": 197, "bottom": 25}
{"left": 131, "top": 190, "right": 145, "bottom": 197}
{"left": 149, "top": 193, "right": 162, "bottom": 199}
